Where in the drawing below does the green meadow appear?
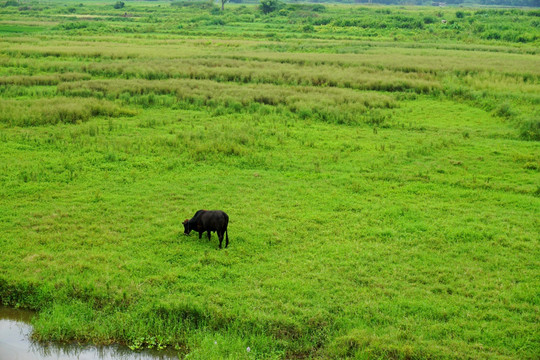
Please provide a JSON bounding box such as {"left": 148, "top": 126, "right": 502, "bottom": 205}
{"left": 0, "top": 1, "right": 539, "bottom": 359}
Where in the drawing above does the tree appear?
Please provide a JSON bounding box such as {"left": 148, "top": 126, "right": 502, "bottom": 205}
{"left": 260, "top": 0, "right": 282, "bottom": 14}
{"left": 221, "top": 0, "right": 229, "bottom": 10}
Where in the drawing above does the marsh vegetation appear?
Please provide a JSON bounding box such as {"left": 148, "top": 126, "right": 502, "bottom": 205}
{"left": 0, "top": 1, "right": 538, "bottom": 359}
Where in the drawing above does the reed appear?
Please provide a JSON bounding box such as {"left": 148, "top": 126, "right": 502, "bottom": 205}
{"left": 0, "top": 97, "right": 135, "bottom": 126}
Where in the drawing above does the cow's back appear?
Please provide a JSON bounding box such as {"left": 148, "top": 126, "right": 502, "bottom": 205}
{"left": 200, "top": 210, "right": 228, "bottom": 231}
{"left": 191, "top": 210, "right": 206, "bottom": 222}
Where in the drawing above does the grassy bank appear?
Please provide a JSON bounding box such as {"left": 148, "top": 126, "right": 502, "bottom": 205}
{"left": 0, "top": 1, "right": 539, "bottom": 359}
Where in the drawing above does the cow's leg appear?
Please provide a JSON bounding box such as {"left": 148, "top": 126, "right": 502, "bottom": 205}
{"left": 207, "top": 231, "right": 211, "bottom": 241}
{"left": 198, "top": 231, "right": 203, "bottom": 239}
{"left": 225, "top": 229, "right": 229, "bottom": 248}
{"left": 218, "top": 231, "right": 223, "bottom": 249}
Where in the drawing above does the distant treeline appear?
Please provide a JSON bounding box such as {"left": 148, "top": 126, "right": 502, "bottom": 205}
{"left": 224, "top": 0, "right": 540, "bottom": 6}
{"left": 352, "top": 0, "right": 540, "bottom": 7}
{"left": 166, "top": 0, "right": 540, "bottom": 7}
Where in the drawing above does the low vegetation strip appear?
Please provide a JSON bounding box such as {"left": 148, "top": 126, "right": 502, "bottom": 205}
{"left": 0, "top": 97, "right": 135, "bottom": 126}
{"left": 56, "top": 78, "right": 395, "bottom": 124}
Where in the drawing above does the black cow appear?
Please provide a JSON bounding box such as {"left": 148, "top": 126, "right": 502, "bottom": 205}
{"left": 183, "top": 210, "right": 229, "bottom": 248}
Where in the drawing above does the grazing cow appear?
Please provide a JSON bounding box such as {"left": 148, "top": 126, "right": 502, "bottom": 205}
{"left": 183, "top": 210, "right": 229, "bottom": 248}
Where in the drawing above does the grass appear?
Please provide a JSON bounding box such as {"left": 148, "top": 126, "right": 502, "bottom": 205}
{"left": 0, "top": 1, "right": 539, "bottom": 359}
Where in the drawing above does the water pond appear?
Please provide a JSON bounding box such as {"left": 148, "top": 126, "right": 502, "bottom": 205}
{"left": 0, "top": 306, "right": 179, "bottom": 360}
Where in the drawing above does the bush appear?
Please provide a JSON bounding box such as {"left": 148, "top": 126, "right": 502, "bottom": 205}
{"left": 312, "top": 17, "right": 331, "bottom": 26}
{"left": 260, "top": 0, "right": 283, "bottom": 15}
{"left": 171, "top": 0, "right": 215, "bottom": 10}
{"left": 519, "top": 118, "right": 540, "bottom": 141}
{"left": 485, "top": 31, "right": 501, "bottom": 40}
{"left": 113, "top": 1, "right": 124, "bottom": 9}
{"left": 302, "top": 24, "right": 314, "bottom": 33}
{"left": 423, "top": 16, "right": 436, "bottom": 24}
{"left": 494, "top": 102, "right": 514, "bottom": 118}
{"left": 207, "top": 18, "right": 226, "bottom": 26}
{"left": 56, "top": 22, "right": 88, "bottom": 30}
{"left": 286, "top": 4, "right": 325, "bottom": 12}
{"left": 2, "top": 0, "right": 18, "bottom": 7}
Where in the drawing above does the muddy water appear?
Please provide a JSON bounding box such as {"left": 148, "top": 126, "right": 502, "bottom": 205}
{"left": 0, "top": 306, "right": 179, "bottom": 360}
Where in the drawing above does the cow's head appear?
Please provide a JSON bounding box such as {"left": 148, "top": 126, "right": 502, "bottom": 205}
{"left": 182, "top": 219, "right": 191, "bottom": 235}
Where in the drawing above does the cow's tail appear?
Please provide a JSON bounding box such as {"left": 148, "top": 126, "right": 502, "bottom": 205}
{"left": 225, "top": 214, "right": 229, "bottom": 247}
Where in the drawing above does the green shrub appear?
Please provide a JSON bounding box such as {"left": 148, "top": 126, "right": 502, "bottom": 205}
{"left": 423, "top": 16, "right": 436, "bottom": 24}
{"left": 260, "top": 0, "right": 282, "bottom": 15}
{"left": 171, "top": 0, "right": 215, "bottom": 10}
{"left": 113, "top": 1, "right": 124, "bottom": 9}
{"left": 302, "top": 24, "right": 314, "bottom": 33}
{"left": 286, "top": 3, "right": 325, "bottom": 13}
{"left": 207, "top": 17, "right": 226, "bottom": 26}
{"left": 485, "top": 31, "right": 501, "bottom": 40}
{"left": 494, "top": 102, "right": 514, "bottom": 119}
{"left": 2, "top": 0, "right": 18, "bottom": 7}
{"left": 312, "top": 17, "right": 331, "bottom": 25}
{"left": 519, "top": 118, "right": 540, "bottom": 141}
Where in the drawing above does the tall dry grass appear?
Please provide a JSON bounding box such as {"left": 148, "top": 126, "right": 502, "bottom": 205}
{"left": 0, "top": 97, "right": 136, "bottom": 127}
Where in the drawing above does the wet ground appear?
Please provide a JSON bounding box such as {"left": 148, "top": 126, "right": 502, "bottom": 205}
{"left": 0, "top": 306, "right": 179, "bottom": 360}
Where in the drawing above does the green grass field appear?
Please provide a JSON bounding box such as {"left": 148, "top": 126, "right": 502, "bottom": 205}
{"left": 0, "top": 1, "right": 539, "bottom": 359}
